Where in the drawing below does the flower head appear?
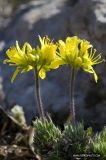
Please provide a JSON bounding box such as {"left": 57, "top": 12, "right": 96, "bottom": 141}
{"left": 4, "top": 41, "right": 33, "bottom": 82}
{"left": 82, "top": 48, "right": 104, "bottom": 82}
{"left": 4, "top": 36, "right": 61, "bottom": 81}
{"left": 34, "top": 36, "right": 60, "bottom": 79}
{"left": 58, "top": 37, "right": 104, "bottom": 82}
{"left": 58, "top": 36, "right": 80, "bottom": 65}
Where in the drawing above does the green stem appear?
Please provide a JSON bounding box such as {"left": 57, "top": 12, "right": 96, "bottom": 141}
{"left": 69, "top": 67, "right": 76, "bottom": 123}
{"left": 34, "top": 68, "right": 45, "bottom": 121}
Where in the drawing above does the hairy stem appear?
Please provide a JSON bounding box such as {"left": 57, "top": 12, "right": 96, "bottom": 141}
{"left": 34, "top": 68, "right": 45, "bottom": 121}
{"left": 69, "top": 67, "right": 76, "bottom": 123}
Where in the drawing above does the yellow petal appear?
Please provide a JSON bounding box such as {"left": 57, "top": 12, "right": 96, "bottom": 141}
{"left": 50, "top": 59, "right": 65, "bottom": 69}
{"left": 83, "top": 66, "right": 98, "bottom": 82}
{"left": 6, "top": 48, "right": 19, "bottom": 59}
{"left": 80, "top": 40, "right": 92, "bottom": 55}
{"left": 58, "top": 40, "right": 66, "bottom": 58}
{"left": 41, "top": 45, "right": 56, "bottom": 62}
{"left": 38, "top": 35, "right": 45, "bottom": 47}
{"left": 39, "top": 68, "right": 46, "bottom": 79}
{"left": 74, "top": 57, "right": 82, "bottom": 69}
{"left": 92, "top": 69, "right": 98, "bottom": 83}
{"left": 21, "top": 65, "right": 33, "bottom": 73}
{"left": 6, "top": 48, "right": 23, "bottom": 64}
{"left": 83, "top": 67, "right": 93, "bottom": 74}
{"left": 22, "top": 42, "right": 32, "bottom": 53}
{"left": 11, "top": 69, "right": 20, "bottom": 82}
{"left": 16, "top": 41, "right": 22, "bottom": 53}
{"left": 3, "top": 59, "right": 9, "bottom": 64}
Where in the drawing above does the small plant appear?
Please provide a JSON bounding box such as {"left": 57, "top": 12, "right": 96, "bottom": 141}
{"left": 4, "top": 36, "right": 104, "bottom": 122}
{"left": 33, "top": 116, "right": 61, "bottom": 155}
{"left": 3, "top": 36, "right": 61, "bottom": 121}
{"left": 91, "top": 127, "right": 106, "bottom": 157}
{"left": 57, "top": 122, "right": 91, "bottom": 159}
{"left": 58, "top": 37, "right": 104, "bottom": 122}
{"left": 3, "top": 35, "right": 105, "bottom": 158}
{"left": 11, "top": 105, "right": 26, "bottom": 125}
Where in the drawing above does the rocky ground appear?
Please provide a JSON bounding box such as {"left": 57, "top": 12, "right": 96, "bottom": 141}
{"left": 0, "top": 0, "right": 106, "bottom": 130}
{"left": 0, "top": 106, "right": 40, "bottom": 160}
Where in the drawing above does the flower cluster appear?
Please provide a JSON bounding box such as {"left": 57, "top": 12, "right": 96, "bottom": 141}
{"left": 4, "top": 36, "right": 104, "bottom": 82}
{"left": 58, "top": 36, "right": 104, "bottom": 82}
{"left": 4, "top": 36, "right": 60, "bottom": 81}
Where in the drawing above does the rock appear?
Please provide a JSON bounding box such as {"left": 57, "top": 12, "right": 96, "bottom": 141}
{"left": 0, "top": 0, "right": 71, "bottom": 123}
{"left": 0, "top": 106, "right": 28, "bottom": 144}
{"left": 2, "top": 0, "right": 70, "bottom": 45}
{"left": 0, "top": 0, "right": 12, "bottom": 31}
{"left": 0, "top": 0, "right": 106, "bottom": 128}
{"left": 0, "top": 41, "right": 5, "bottom": 52}
{"left": 0, "top": 77, "right": 5, "bottom": 106}
{"left": 90, "top": 0, "right": 106, "bottom": 38}
{"left": 83, "top": 101, "right": 106, "bottom": 131}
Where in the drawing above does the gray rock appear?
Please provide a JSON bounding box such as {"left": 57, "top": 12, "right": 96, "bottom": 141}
{"left": 91, "top": 0, "right": 106, "bottom": 38}
{"left": 0, "top": 0, "right": 12, "bottom": 30}
{"left": 0, "top": 0, "right": 106, "bottom": 127}
{"left": 0, "top": 77, "right": 5, "bottom": 106}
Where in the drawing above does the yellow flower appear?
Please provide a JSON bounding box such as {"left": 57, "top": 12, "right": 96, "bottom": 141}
{"left": 82, "top": 48, "right": 104, "bottom": 82}
{"left": 78, "top": 40, "right": 104, "bottom": 82}
{"left": 4, "top": 41, "right": 33, "bottom": 82}
{"left": 4, "top": 36, "right": 104, "bottom": 82}
{"left": 4, "top": 36, "right": 61, "bottom": 81}
{"left": 39, "top": 36, "right": 57, "bottom": 64}
{"left": 79, "top": 40, "right": 92, "bottom": 57}
{"left": 36, "top": 36, "right": 61, "bottom": 79}
{"left": 58, "top": 36, "right": 104, "bottom": 82}
{"left": 58, "top": 36, "right": 81, "bottom": 66}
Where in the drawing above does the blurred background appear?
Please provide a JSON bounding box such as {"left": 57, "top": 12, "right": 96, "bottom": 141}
{"left": 0, "top": 0, "right": 106, "bottom": 131}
